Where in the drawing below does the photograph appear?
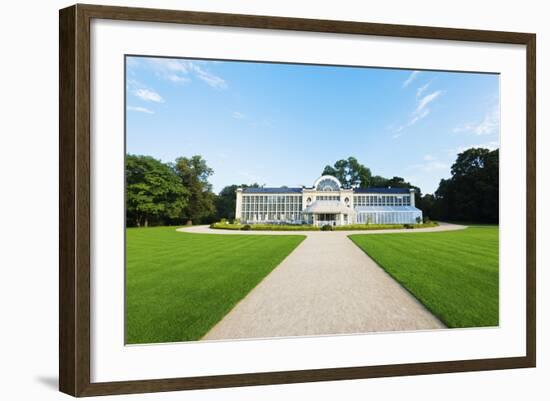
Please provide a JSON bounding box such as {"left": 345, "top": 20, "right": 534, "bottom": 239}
{"left": 124, "top": 55, "right": 500, "bottom": 345}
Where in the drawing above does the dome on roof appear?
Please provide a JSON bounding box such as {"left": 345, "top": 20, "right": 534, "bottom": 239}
{"left": 313, "top": 175, "right": 341, "bottom": 191}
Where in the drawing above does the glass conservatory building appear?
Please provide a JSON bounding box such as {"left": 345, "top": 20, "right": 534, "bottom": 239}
{"left": 235, "top": 175, "right": 422, "bottom": 226}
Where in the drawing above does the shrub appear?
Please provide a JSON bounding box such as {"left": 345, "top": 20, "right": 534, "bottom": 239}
{"left": 210, "top": 222, "right": 242, "bottom": 230}
{"left": 252, "top": 224, "right": 319, "bottom": 231}
{"left": 241, "top": 224, "right": 252, "bottom": 231}
{"left": 220, "top": 218, "right": 228, "bottom": 224}
{"left": 404, "top": 224, "right": 413, "bottom": 229}
{"left": 412, "top": 221, "right": 438, "bottom": 228}
{"left": 321, "top": 224, "right": 334, "bottom": 231}
{"left": 415, "top": 216, "right": 422, "bottom": 224}
{"left": 334, "top": 224, "right": 404, "bottom": 231}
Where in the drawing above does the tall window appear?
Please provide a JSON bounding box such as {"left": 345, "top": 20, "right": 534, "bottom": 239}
{"left": 241, "top": 194, "right": 302, "bottom": 223}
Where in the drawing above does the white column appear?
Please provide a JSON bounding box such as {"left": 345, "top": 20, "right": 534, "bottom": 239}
{"left": 235, "top": 188, "right": 243, "bottom": 220}
{"left": 410, "top": 188, "right": 415, "bottom": 207}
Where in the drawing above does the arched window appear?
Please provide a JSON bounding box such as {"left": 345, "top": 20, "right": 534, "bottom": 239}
{"left": 316, "top": 177, "right": 340, "bottom": 191}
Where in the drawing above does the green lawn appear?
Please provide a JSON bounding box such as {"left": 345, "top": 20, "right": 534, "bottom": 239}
{"left": 349, "top": 226, "right": 499, "bottom": 328}
{"left": 126, "top": 227, "right": 305, "bottom": 344}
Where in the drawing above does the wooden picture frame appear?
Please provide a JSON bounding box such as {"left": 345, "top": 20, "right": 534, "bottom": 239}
{"left": 59, "top": 3, "right": 536, "bottom": 397}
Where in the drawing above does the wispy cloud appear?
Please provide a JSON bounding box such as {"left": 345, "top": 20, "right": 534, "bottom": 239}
{"left": 133, "top": 88, "right": 164, "bottom": 103}
{"left": 410, "top": 108, "right": 430, "bottom": 125}
{"left": 445, "top": 141, "right": 499, "bottom": 158}
{"left": 455, "top": 141, "right": 499, "bottom": 154}
{"left": 191, "top": 63, "right": 227, "bottom": 89}
{"left": 402, "top": 71, "right": 420, "bottom": 88}
{"left": 232, "top": 111, "right": 246, "bottom": 119}
{"left": 416, "top": 79, "right": 434, "bottom": 98}
{"left": 166, "top": 74, "right": 190, "bottom": 84}
{"left": 416, "top": 90, "right": 443, "bottom": 114}
{"left": 392, "top": 110, "right": 430, "bottom": 137}
{"left": 144, "top": 58, "right": 227, "bottom": 89}
{"left": 391, "top": 90, "right": 443, "bottom": 137}
{"left": 150, "top": 58, "right": 189, "bottom": 73}
{"left": 127, "top": 106, "right": 154, "bottom": 114}
{"left": 147, "top": 58, "right": 190, "bottom": 84}
{"left": 453, "top": 107, "right": 499, "bottom": 136}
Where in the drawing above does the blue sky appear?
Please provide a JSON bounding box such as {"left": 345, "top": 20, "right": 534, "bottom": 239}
{"left": 126, "top": 56, "right": 499, "bottom": 194}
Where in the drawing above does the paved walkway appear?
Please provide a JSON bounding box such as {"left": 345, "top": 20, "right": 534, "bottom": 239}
{"left": 178, "top": 222, "right": 465, "bottom": 236}
{"left": 177, "top": 223, "right": 465, "bottom": 340}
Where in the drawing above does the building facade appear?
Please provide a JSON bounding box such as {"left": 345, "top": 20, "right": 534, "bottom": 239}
{"left": 235, "top": 175, "right": 422, "bottom": 226}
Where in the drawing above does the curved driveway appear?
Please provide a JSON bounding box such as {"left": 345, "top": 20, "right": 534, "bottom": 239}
{"left": 177, "top": 222, "right": 465, "bottom": 237}
{"left": 177, "top": 223, "right": 466, "bottom": 340}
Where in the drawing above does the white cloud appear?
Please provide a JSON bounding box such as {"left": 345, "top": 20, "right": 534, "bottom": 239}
{"left": 150, "top": 58, "right": 189, "bottom": 73}
{"left": 190, "top": 63, "right": 227, "bottom": 89}
{"left": 453, "top": 107, "right": 499, "bottom": 136}
{"left": 416, "top": 90, "right": 443, "bottom": 114}
{"left": 416, "top": 80, "right": 432, "bottom": 98}
{"left": 127, "top": 106, "right": 154, "bottom": 114}
{"left": 410, "top": 108, "right": 430, "bottom": 125}
{"left": 452, "top": 124, "right": 471, "bottom": 133}
{"left": 144, "top": 58, "right": 227, "bottom": 88}
{"left": 232, "top": 111, "right": 245, "bottom": 119}
{"left": 146, "top": 59, "right": 190, "bottom": 84}
{"left": 167, "top": 74, "right": 190, "bottom": 84}
{"left": 473, "top": 109, "right": 499, "bottom": 135}
{"left": 133, "top": 88, "right": 164, "bottom": 103}
{"left": 392, "top": 105, "right": 433, "bottom": 137}
{"left": 423, "top": 154, "right": 435, "bottom": 161}
{"left": 455, "top": 141, "right": 499, "bottom": 154}
{"left": 391, "top": 89, "right": 444, "bottom": 138}
{"left": 402, "top": 71, "right": 420, "bottom": 88}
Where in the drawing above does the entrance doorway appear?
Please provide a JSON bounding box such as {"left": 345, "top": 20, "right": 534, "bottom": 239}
{"left": 316, "top": 213, "right": 337, "bottom": 226}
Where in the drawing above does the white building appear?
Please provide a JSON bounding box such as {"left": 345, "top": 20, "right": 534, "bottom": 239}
{"left": 235, "top": 175, "right": 422, "bottom": 226}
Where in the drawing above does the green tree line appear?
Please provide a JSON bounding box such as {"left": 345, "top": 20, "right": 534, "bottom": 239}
{"left": 323, "top": 150, "right": 499, "bottom": 223}
{"left": 126, "top": 148, "right": 498, "bottom": 227}
{"left": 421, "top": 148, "right": 499, "bottom": 223}
{"left": 126, "top": 154, "right": 216, "bottom": 227}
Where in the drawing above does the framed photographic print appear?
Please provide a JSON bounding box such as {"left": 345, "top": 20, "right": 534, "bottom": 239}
{"left": 59, "top": 4, "right": 536, "bottom": 397}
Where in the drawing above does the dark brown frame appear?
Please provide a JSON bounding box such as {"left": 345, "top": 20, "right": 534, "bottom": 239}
{"left": 59, "top": 3, "right": 536, "bottom": 397}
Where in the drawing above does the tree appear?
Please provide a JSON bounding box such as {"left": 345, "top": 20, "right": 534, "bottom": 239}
{"left": 126, "top": 155, "right": 188, "bottom": 227}
{"left": 173, "top": 155, "right": 216, "bottom": 224}
{"left": 430, "top": 148, "right": 499, "bottom": 223}
{"left": 370, "top": 175, "right": 389, "bottom": 187}
{"left": 322, "top": 157, "right": 372, "bottom": 188}
{"left": 417, "top": 193, "right": 436, "bottom": 221}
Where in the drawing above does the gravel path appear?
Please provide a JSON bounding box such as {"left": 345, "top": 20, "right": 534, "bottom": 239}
{"left": 177, "top": 222, "right": 466, "bottom": 236}
{"left": 176, "top": 223, "right": 465, "bottom": 341}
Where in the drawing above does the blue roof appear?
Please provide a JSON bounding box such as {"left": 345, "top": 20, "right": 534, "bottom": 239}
{"left": 355, "top": 206, "right": 421, "bottom": 212}
{"left": 243, "top": 187, "right": 303, "bottom": 194}
{"left": 241, "top": 186, "right": 411, "bottom": 194}
{"left": 354, "top": 187, "right": 411, "bottom": 194}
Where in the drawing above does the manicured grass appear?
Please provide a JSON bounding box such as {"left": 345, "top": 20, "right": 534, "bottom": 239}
{"left": 349, "top": 226, "right": 499, "bottom": 328}
{"left": 126, "top": 227, "right": 305, "bottom": 344}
